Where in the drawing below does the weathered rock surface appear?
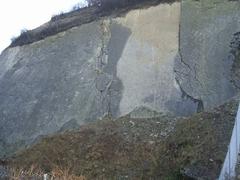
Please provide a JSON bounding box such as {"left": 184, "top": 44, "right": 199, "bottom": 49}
{"left": 175, "top": 0, "right": 240, "bottom": 112}
{"left": 0, "top": 0, "right": 240, "bottom": 157}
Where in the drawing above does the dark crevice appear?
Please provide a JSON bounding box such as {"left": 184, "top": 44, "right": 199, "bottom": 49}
{"left": 231, "top": 79, "right": 240, "bottom": 89}
{"left": 178, "top": 2, "right": 192, "bottom": 71}
{"left": 175, "top": 3, "right": 204, "bottom": 113}
{"left": 175, "top": 78, "right": 204, "bottom": 113}
{"left": 177, "top": 24, "right": 205, "bottom": 91}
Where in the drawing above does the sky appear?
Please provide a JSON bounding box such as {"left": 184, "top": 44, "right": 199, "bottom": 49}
{"left": 0, "top": 0, "right": 88, "bottom": 53}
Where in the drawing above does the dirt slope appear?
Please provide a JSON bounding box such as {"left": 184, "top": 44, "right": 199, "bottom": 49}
{"left": 6, "top": 96, "right": 239, "bottom": 179}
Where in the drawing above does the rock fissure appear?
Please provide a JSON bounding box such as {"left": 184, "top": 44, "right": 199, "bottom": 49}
{"left": 176, "top": 6, "right": 205, "bottom": 109}
{"left": 177, "top": 2, "right": 192, "bottom": 73}
{"left": 231, "top": 78, "right": 240, "bottom": 90}
{"left": 177, "top": 48, "right": 207, "bottom": 95}
{"left": 192, "top": 63, "right": 206, "bottom": 92}
{"left": 175, "top": 78, "right": 204, "bottom": 113}
{"left": 94, "top": 20, "right": 113, "bottom": 117}
{"left": 178, "top": 12, "right": 192, "bottom": 73}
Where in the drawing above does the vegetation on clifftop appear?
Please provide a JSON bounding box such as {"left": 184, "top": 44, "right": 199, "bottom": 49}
{"left": 9, "top": 0, "right": 178, "bottom": 48}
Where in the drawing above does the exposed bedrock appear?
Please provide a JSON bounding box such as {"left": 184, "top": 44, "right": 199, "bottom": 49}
{"left": 0, "top": 20, "right": 126, "bottom": 156}
{"left": 0, "top": 0, "right": 240, "bottom": 157}
{"left": 174, "top": 0, "right": 240, "bottom": 112}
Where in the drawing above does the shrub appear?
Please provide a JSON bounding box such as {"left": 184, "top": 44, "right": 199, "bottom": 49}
{"left": 20, "top": 28, "right": 28, "bottom": 34}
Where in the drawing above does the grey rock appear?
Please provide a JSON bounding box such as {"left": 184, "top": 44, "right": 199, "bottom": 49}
{"left": 129, "top": 106, "right": 164, "bottom": 119}
{"left": 0, "top": 166, "right": 8, "bottom": 179}
{"left": 58, "top": 118, "right": 80, "bottom": 132}
{"left": 0, "top": 1, "right": 240, "bottom": 157}
{"left": 175, "top": 0, "right": 240, "bottom": 111}
{"left": 0, "top": 20, "right": 125, "bottom": 157}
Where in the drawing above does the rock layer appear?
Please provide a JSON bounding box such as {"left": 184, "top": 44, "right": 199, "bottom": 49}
{"left": 175, "top": 0, "right": 240, "bottom": 112}
{"left": 0, "top": 0, "right": 240, "bottom": 157}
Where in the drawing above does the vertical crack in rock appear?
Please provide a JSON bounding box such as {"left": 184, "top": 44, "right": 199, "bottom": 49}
{"left": 178, "top": 21, "right": 191, "bottom": 72}
{"left": 105, "top": 21, "right": 131, "bottom": 117}
{"left": 178, "top": 40, "right": 205, "bottom": 93}
{"left": 175, "top": 78, "right": 204, "bottom": 113}
{"left": 94, "top": 19, "right": 113, "bottom": 117}
{"left": 94, "top": 20, "right": 131, "bottom": 118}
{"left": 177, "top": 1, "right": 192, "bottom": 73}
{"left": 175, "top": 5, "right": 204, "bottom": 113}
{"left": 176, "top": 2, "right": 206, "bottom": 95}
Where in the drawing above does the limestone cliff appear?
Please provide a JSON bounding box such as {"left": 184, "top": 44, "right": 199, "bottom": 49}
{"left": 0, "top": 0, "right": 239, "bottom": 157}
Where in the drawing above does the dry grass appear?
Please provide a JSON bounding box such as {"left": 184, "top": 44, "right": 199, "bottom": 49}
{"left": 10, "top": 0, "right": 177, "bottom": 47}
{"left": 7, "top": 97, "right": 239, "bottom": 179}
{"left": 50, "top": 166, "right": 86, "bottom": 180}
{"left": 9, "top": 164, "right": 43, "bottom": 180}
{"left": 8, "top": 165, "right": 86, "bottom": 180}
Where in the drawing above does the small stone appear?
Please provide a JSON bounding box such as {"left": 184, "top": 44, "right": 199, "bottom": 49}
{"left": 149, "top": 141, "right": 155, "bottom": 145}
{"left": 160, "top": 132, "right": 167, "bottom": 137}
{"left": 129, "top": 121, "right": 135, "bottom": 126}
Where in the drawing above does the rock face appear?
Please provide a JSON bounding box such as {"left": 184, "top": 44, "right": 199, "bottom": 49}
{"left": 0, "top": 0, "right": 240, "bottom": 157}
{"left": 175, "top": 0, "right": 240, "bottom": 112}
